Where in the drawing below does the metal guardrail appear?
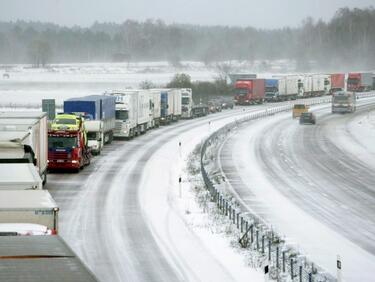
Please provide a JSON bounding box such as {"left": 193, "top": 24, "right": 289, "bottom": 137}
{"left": 200, "top": 97, "right": 340, "bottom": 282}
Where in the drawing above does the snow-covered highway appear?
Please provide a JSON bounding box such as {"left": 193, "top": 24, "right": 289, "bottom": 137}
{"left": 218, "top": 96, "right": 375, "bottom": 281}
{"left": 47, "top": 106, "right": 268, "bottom": 282}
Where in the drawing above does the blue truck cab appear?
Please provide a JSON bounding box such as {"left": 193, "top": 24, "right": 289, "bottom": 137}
{"left": 265, "top": 79, "right": 279, "bottom": 102}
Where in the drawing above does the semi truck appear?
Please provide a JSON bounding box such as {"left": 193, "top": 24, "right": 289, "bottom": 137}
{"left": 0, "top": 235, "right": 98, "bottom": 281}
{"left": 48, "top": 113, "right": 91, "bottom": 171}
{"left": 234, "top": 79, "right": 265, "bottom": 105}
{"left": 329, "top": 73, "right": 345, "bottom": 94}
{"left": 347, "top": 72, "right": 373, "bottom": 92}
{"left": 181, "top": 88, "right": 194, "bottom": 118}
{"left": 0, "top": 114, "right": 48, "bottom": 185}
{"left": 64, "top": 95, "right": 116, "bottom": 155}
{"left": 332, "top": 91, "right": 356, "bottom": 113}
{"left": 265, "top": 79, "right": 279, "bottom": 102}
{"left": 160, "top": 89, "right": 174, "bottom": 124}
{"left": 0, "top": 190, "right": 59, "bottom": 234}
{"left": 108, "top": 90, "right": 150, "bottom": 138}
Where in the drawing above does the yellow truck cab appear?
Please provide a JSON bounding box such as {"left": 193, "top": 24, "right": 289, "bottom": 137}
{"left": 51, "top": 113, "right": 82, "bottom": 131}
{"left": 292, "top": 104, "right": 309, "bottom": 118}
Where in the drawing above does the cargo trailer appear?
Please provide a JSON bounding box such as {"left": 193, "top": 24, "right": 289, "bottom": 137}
{"left": 0, "top": 235, "right": 98, "bottom": 281}
{"left": 347, "top": 72, "right": 373, "bottom": 92}
{"left": 0, "top": 115, "right": 48, "bottom": 185}
{"left": 0, "top": 163, "right": 42, "bottom": 190}
{"left": 0, "top": 190, "right": 59, "bottom": 233}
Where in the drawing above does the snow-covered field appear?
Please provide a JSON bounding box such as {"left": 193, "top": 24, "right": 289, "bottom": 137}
{"left": 0, "top": 61, "right": 296, "bottom": 106}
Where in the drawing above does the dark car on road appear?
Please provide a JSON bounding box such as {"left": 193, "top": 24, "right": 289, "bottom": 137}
{"left": 299, "top": 112, "right": 316, "bottom": 124}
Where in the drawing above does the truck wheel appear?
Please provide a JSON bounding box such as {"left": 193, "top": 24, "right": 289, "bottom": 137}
{"left": 42, "top": 172, "right": 47, "bottom": 186}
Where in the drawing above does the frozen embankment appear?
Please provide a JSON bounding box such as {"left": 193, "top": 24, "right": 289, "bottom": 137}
{"left": 216, "top": 95, "right": 375, "bottom": 281}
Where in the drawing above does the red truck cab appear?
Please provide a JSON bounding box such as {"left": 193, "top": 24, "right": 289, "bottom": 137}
{"left": 234, "top": 79, "right": 265, "bottom": 105}
{"left": 48, "top": 114, "right": 91, "bottom": 171}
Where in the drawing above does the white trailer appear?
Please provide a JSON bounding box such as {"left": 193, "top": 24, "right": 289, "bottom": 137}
{"left": 302, "top": 74, "right": 326, "bottom": 97}
{"left": 181, "top": 88, "right": 193, "bottom": 118}
{"left": 0, "top": 163, "right": 42, "bottom": 190}
{"left": 278, "top": 77, "right": 299, "bottom": 100}
{"left": 108, "top": 90, "right": 151, "bottom": 138}
{"left": 0, "top": 116, "right": 48, "bottom": 185}
{"left": 149, "top": 89, "right": 161, "bottom": 127}
{"left": 171, "top": 88, "right": 182, "bottom": 121}
{"left": 0, "top": 190, "right": 59, "bottom": 233}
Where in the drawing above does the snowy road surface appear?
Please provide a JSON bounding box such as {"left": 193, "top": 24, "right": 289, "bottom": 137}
{"left": 47, "top": 107, "right": 268, "bottom": 282}
{"left": 219, "top": 97, "right": 375, "bottom": 281}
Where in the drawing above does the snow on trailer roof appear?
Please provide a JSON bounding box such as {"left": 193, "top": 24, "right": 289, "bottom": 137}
{"left": 66, "top": 94, "right": 115, "bottom": 101}
{"left": 0, "top": 191, "right": 58, "bottom": 209}
{"left": 0, "top": 131, "right": 30, "bottom": 142}
{"left": 0, "top": 112, "right": 47, "bottom": 119}
{"left": 0, "top": 236, "right": 98, "bottom": 282}
{"left": 0, "top": 118, "right": 39, "bottom": 126}
{"left": 0, "top": 164, "right": 41, "bottom": 187}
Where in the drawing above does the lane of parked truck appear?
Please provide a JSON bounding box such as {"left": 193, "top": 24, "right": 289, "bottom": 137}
{"left": 0, "top": 70, "right": 374, "bottom": 280}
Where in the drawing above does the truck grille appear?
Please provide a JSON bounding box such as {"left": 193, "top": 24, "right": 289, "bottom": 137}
{"left": 49, "top": 151, "right": 69, "bottom": 160}
{"left": 115, "top": 121, "right": 122, "bottom": 134}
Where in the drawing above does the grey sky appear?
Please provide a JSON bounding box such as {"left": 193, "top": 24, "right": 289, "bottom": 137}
{"left": 1, "top": 0, "right": 374, "bottom": 28}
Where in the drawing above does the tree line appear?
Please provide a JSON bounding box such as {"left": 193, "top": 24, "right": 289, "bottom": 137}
{"left": 0, "top": 7, "right": 374, "bottom": 71}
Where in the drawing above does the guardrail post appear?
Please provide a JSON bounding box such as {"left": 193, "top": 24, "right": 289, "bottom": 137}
{"left": 237, "top": 213, "right": 239, "bottom": 229}
{"left": 256, "top": 230, "right": 259, "bottom": 250}
{"left": 241, "top": 217, "right": 243, "bottom": 232}
{"left": 232, "top": 209, "right": 235, "bottom": 224}
{"left": 225, "top": 201, "right": 228, "bottom": 216}
{"left": 229, "top": 206, "right": 232, "bottom": 219}
{"left": 250, "top": 225, "right": 254, "bottom": 243}
{"left": 299, "top": 265, "right": 302, "bottom": 282}
{"left": 276, "top": 246, "right": 279, "bottom": 269}
{"left": 291, "top": 258, "right": 294, "bottom": 280}
{"left": 308, "top": 272, "right": 312, "bottom": 282}
{"left": 268, "top": 238, "right": 271, "bottom": 261}
{"left": 262, "top": 235, "right": 265, "bottom": 254}
{"left": 282, "top": 251, "right": 286, "bottom": 273}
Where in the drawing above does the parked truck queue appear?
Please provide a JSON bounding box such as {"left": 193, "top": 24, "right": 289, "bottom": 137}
{"left": 0, "top": 70, "right": 374, "bottom": 281}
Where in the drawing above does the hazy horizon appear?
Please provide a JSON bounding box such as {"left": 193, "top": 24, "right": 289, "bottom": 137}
{"left": 1, "top": 0, "right": 374, "bottom": 29}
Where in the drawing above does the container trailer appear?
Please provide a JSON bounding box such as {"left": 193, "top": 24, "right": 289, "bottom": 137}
{"left": 0, "top": 235, "right": 98, "bottom": 281}
{"left": 347, "top": 72, "right": 372, "bottom": 92}
{"left": 0, "top": 163, "right": 42, "bottom": 190}
{"left": 171, "top": 88, "right": 182, "bottom": 121}
{"left": 0, "top": 114, "right": 48, "bottom": 185}
{"left": 329, "top": 73, "right": 345, "bottom": 94}
{"left": 0, "top": 190, "right": 59, "bottom": 234}
{"left": 63, "top": 95, "right": 116, "bottom": 154}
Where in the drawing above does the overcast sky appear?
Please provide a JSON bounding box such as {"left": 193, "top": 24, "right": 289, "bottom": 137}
{"left": 1, "top": 0, "right": 374, "bottom": 29}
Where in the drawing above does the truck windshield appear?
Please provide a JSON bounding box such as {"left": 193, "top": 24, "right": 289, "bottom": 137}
{"left": 54, "top": 118, "right": 76, "bottom": 125}
{"left": 235, "top": 88, "right": 247, "bottom": 96}
{"left": 347, "top": 78, "right": 359, "bottom": 84}
{"left": 333, "top": 96, "right": 350, "bottom": 102}
{"left": 265, "top": 87, "right": 277, "bottom": 92}
{"left": 48, "top": 136, "right": 77, "bottom": 148}
{"left": 182, "top": 97, "right": 190, "bottom": 105}
{"left": 116, "top": 110, "right": 128, "bottom": 121}
{"left": 87, "top": 132, "right": 97, "bottom": 140}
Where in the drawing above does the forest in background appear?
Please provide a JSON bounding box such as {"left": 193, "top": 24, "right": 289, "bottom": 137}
{"left": 0, "top": 7, "right": 374, "bottom": 71}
